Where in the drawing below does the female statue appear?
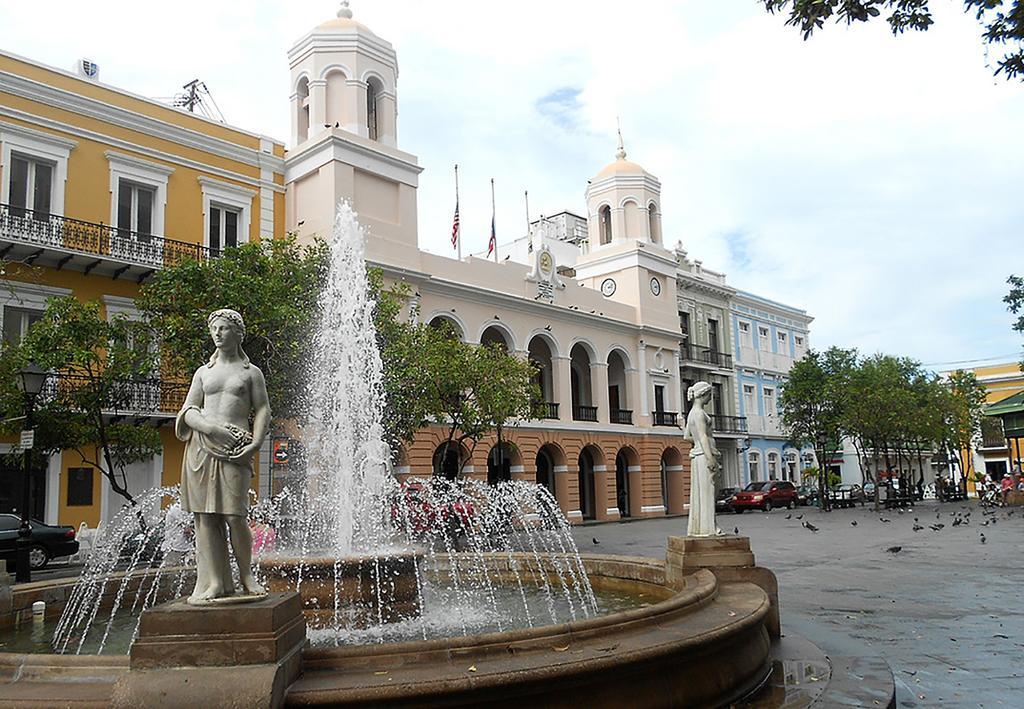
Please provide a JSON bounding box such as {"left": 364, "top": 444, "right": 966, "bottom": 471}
{"left": 176, "top": 309, "right": 271, "bottom": 604}
{"left": 682, "top": 381, "right": 722, "bottom": 537}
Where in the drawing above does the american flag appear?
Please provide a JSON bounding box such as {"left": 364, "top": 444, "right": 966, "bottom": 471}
{"left": 451, "top": 201, "right": 460, "bottom": 249}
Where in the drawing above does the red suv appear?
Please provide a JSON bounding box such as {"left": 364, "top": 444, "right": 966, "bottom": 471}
{"left": 731, "top": 481, "right": 798, "bottom": 513}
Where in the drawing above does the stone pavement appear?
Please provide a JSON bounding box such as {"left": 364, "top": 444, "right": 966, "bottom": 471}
{"left": 573, "top": 500, "right": 1024, "bottom": 708}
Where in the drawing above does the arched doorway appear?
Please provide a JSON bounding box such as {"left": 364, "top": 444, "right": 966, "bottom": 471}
{"left": 487, "top": 441, "right": 517, "bottom": 485}
{"left": 528, "top": 335, "right": 556, "bottom": 415}
{"left": 570, "top": 343, "right": 595, "bottom": 421}
{"left": 480, "top": 324, "right": 512, "bottom": 352}
{"left": 432, "top": 442, "right": 467, "bottom": 480}
{"left": 428, "top": 315, "right": 464, "bottom": 341}
{"left": 615, "top": 450, "right": 631, "bottom": 518}
{"left": 662, "top": 447, "right": 685, "bottom": 515}
{"left": 536, "top": 447, "right": 555, "bottom": 497}
{"left": 607, "top": 349, "right": 630, "bottom": 424}
{"left": 577, "top": 447, "right": 598, "bottom": 521}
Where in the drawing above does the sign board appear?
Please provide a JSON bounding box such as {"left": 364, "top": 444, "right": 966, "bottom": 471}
{"left": 19, "top": 430, "right": 34, "bottom": 450}
{"left": 272, "top": 437, "right": 290, "bottom": 467}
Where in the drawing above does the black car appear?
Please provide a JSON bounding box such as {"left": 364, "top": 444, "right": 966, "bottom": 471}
{"left": 0, "top": 513, "right": 79, "bottom": 571}
{"left": 796, "top": 485, "right": 819, "bottom": 506}
{"left": 715, "top": 487, "right": 739, "bottom": 514}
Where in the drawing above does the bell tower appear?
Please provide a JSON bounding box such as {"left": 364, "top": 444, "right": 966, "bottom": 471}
{"left": 285, "top": 2, "right": 422, "bottom": 266}
{"left": 288, "top": 1, "right": 399, "bottom": 148}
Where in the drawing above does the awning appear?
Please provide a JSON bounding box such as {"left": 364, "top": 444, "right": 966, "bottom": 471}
{"left": 985, "top": 390, "right": 1024, "bottom": 439}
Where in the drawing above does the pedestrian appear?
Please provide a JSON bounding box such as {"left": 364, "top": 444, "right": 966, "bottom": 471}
{"left": 250, "top": 513, "right": 277, "bottom": 555}
{"left": 162, "top": 501, "right": 193, "bottom": 567}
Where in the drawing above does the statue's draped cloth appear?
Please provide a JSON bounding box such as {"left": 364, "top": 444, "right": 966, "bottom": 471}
{"left": 175, "top": 405, "right": 252, "bottom": 517}
{"left": 686, "top": 411, "right": 717, "bottom": 537}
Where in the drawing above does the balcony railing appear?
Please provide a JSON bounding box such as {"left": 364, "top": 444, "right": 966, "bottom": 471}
{"left": 542, "top": 402, "right": 559, "bottom": 420}
{"left": 40, "top": 374, "right": 188, "bottom": 416}
{"left": 652, "top": 411, "right": 678, "bottom": 427}
{"left": 610, "top": 408, "right": 633, "bottom": 425}
{"left": 573, "top": 405, "right": 598, "bottom": 422}
{"left": 1, "top": 203, "right": 213, "bottom": 271}
{"left": 711, "top": 414, "right": 748, "bottom": 434}
{"left": 680, "top": 343, "right": 732, "bottom": 369}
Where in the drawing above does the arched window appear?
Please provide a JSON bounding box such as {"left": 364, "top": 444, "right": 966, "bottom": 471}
{"left": 648, "top": 203, "right": 660, "bottom": 244}
{"left": 296, "top": 77, "right": 310, "bottom": 143}
{"left": 785, "top": 451, "right": 798, "bottom": 482}
{"left": 767, "top": 451, "right": 779, "bottom": 480}
{"left": 598, "top": 205, "right": 612, "bottom": 245}
{"left": 366, "top": 80, "right": 380, "bottom": 141}
{"left": 748, "top": 450, "right": 760, "bottom": 482}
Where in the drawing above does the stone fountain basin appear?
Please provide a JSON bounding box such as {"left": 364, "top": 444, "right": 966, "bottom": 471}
{"left": 0, "top": 553, "right": 772, "bottom": 708}
{"left": 259, "top": 549, "right": 425, "bottom": 629}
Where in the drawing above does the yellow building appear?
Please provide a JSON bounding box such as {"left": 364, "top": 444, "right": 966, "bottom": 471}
{"left": 953, "top": 361, "right": 1024, "bottom": 494}
{"left": 0, "top": 50, "right": 285, "bottom": 529}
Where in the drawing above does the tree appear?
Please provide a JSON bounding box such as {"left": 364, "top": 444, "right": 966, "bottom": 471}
{"left": 0, "top": 296, "right": 162, "bottom": 511}
{"left": 944, "top": 368, "right": 987, "bottom": 484}
{"left": 780, "top": 347, "right": 858, "bottom": 511}
{"left": 1006, "top": 274, "right": 1024, "bottom": 366}
{"left": 762, "top": 1, "right": 1024, "bottom": 81}
{"left": 137, "top": 234, "right": 329, "bottom": 421}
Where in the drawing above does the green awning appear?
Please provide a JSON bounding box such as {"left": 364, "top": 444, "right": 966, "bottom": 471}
{"left": 985, "top": 390, "right": 1024, "bottom": 417}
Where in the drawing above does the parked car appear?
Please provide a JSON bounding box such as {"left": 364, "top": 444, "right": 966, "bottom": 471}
{"left": 863, "top": 482, "right": 877, "bottom": 498}
{"left": 0, "top": 513, "right": 79, "bottom": 571}
{"left": 731, "top": 481, "right": 798, "bottom": 513}
{"left": 715, "top": 487, "right": 739, "bottom": 514}
{"left": 829, "top": 484, "right": 865, "bottom": 508}
{"left": 796, "top": 485, "right": 819, "bottom": 507}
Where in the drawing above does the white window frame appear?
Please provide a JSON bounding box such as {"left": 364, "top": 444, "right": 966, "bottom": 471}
{"left": 748, "top": 450, "right": 760, "bottom": 482}
{"left": 0, "top": 122, "right": 75, "bottom": 214}
{"left": 742, "top": 384, "right": 755, "bottom": 415}
{"left": 199, "top": 176, "right": 255, "bottom": 250}
{"left": 757, "top": 326, "right": 769, "bottom": 350}
{"left": 767, "top": 451, "right": 779, "bottom": 480}
{"left": 763, "top": 386, "right": 776, "bottom": 417}
{"left": 794, "top": 335, "right": 805, "bottom": 351}
{"left": 785, "top": 451, "right": 798, "bottom": 481}
{"left": 738, "top": 320, "right": 752, "bottom": 348}
{"left": 778, "top": 331, "right": 788, "bottom": 345}
{"left": 106, "top": 151, "right": 172, "bottom": 237}
{"left": 0, "top": 279, "right": 72, "bottom": 344}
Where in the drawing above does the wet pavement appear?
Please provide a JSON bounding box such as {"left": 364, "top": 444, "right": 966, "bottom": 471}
{"left": 573, "top": 500, "right": 1024, "bottom": 708}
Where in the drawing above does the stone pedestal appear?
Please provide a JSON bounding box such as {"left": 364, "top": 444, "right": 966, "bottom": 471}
{"left": 666, "top": 535, "right": 780, "bottom": 638}
{"left": 112, "top": 592, "right": 306, "bottom": 709}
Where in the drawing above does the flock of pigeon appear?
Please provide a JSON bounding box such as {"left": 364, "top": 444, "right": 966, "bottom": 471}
{"left": 726, "top": 503, "right": 1017, "bottom": 554}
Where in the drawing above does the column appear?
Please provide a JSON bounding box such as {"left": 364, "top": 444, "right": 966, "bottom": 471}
{"left": 636, "top": 343, "right": 649, "bottom": 424}
{"left": 672, "top": 349, "right": 683, "bottom": 413}
{"left": 554, "top": 465, "right": 580, "bottom": 522}
{"left": 592, "top": 361, "right": 609, "bottom": 423}
{"left": 555, "top": 355, "right": 573, "bottom": 423}
{"left": 594, "top": 465, "right": 614, "bottom": 521}
{"left": 308, "top": 80, "right": 327, "bottom": 135}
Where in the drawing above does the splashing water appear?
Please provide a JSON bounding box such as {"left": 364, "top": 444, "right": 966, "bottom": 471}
{"left": 51, "top": 202, "right": 599, "bottom": 654}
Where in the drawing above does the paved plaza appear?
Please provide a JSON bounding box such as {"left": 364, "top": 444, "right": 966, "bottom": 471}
{"left": 573, "top": 500, "right": 1024, "bottom": 708}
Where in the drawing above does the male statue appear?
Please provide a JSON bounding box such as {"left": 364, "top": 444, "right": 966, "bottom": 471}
{"left": 175, "top": 309, "right": 270, "bottom": 604}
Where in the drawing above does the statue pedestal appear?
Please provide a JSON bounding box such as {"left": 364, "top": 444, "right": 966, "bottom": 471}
{"left": 112, "top": 592, "right": 306, "bottom": 709}
{"left": 665, "top": 535, "right": 780, "bottom": 638}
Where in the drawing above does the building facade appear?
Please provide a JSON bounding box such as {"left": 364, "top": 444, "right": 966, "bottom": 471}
{"left": 0, "top": 50, "right": 285, "bottom": 528}
{"left": 956, "top": 361, "right": 1024, "bottom": 494}
{"left": 2, "top": 5, "right": 814, "bottom": 528}
{"left": 730, "top": 291, "right": 814, "bottom": 487}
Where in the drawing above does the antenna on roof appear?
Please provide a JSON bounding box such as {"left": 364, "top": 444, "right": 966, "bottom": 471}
{"left": 170, "top": 79, "right": 226, "bottom": 122}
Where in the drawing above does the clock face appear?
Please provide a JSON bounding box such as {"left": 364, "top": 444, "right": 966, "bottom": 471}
{"left": 650, "top": 277, "right": 662, "bottom": 296}
{"left": 539, "top": 251, "right": 553, "bottom": 275}
{"left": 601, "top": 278, "right": 617, "bottom": 297}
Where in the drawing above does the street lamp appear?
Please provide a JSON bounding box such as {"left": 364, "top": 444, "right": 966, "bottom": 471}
{"left": 14, "top": 363, "right": 47, "bottom": 583}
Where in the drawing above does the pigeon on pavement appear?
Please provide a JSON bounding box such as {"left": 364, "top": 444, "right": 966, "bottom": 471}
{"left": 592, "top": 538, "right": 600, "bottom": 545}
{"left": 886, "top": 546, "right": 902, "bottom": 554}
{"left": 850, "top": 520, "right": 858, "bottom": 526}
{"left": 802, "top": 521, "right": 819, "bottom": 532}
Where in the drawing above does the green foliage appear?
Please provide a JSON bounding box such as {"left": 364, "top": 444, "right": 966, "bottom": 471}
{"left": 137, "top": 234, "right": 329, "bottom": 420}
{"left": 0, "top": 296, "right": 162, "bottom": 507}
{"left": 762, "top": 0, "right": 1024, "bottom": 80}
{"left": 780, "top": 346, "right": 857, "bottom": 510}
{"left": 1006, "top": 274, "right": 1024, "bottom": 366}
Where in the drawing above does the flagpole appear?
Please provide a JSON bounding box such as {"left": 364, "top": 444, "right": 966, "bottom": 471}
{"left": 490, "top": 177, "right": 497, "bottom": 263}
{"left": 524, "top": 190, "right": 532, "bottom": 253}
{"left": 455, "top": 164, "right": 462, "bottom": 261}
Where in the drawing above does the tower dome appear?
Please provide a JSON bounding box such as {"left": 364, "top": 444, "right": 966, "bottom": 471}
{"left": 585, "top": 126, "right": 663, "bottom": 248}
{"left": 288, "top": 1, "right": 398, "bottom": 147}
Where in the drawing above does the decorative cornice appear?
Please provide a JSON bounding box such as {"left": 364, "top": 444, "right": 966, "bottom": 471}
{"left": 104, "top": 149, "right": 175, "bottom": 176}
{"left": 0, "top": 68, "right": 281, "bottom": 171}
{"left": 0, "top": 119, "right": 77, "bottom": 150}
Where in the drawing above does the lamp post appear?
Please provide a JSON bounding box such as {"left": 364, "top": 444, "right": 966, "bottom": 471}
{"left": 15, "top": 363, "right": 48, "bottom": 583}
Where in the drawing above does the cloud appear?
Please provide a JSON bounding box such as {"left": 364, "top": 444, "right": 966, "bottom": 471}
{"left": 2, "top": 0, "right": 1021, "bottom": 366}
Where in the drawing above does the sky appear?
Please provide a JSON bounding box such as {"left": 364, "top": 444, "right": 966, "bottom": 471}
{"left": 2, "top": 1, "right": 1022, "bottom": 369}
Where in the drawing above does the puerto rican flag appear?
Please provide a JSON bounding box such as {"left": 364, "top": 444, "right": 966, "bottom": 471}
{"left": 487, "top": 213, "right": 496, "bottom": 257}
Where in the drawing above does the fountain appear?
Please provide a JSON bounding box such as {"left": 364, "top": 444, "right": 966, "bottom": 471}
{"left": 0, "top": 202, "right": 851, "bottom": 707}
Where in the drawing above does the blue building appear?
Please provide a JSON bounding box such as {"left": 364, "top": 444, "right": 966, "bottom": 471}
{"left": 730, "top": 291, "right": 815, "bottom": 486}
